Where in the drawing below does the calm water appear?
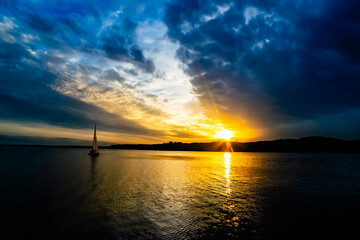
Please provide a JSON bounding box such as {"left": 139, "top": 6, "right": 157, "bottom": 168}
{"left": 1, "top": 147, "right": 360, "bottom": 239}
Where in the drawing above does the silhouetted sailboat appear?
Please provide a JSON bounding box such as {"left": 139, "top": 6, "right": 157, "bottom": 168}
{"left": 89, "top": 124, "right": 99, "bottom": 156}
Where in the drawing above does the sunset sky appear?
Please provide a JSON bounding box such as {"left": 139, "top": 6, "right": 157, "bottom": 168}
{"left": 1, "top": 0, "right": 360, "bottom": 144}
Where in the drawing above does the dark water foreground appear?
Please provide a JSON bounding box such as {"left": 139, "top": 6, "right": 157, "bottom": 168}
{"left": 0, "top": 147, "right": 359, "bottom": 239}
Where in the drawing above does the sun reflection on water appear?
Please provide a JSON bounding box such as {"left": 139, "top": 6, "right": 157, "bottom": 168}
{"left": 224, "top": 152, "right": 232, "bottom": 197}
{"left": 223, "top": 152, "right": 240, "bottom": 228}
{"left": 224, "top": 152, "right": 231, "bottom": 180}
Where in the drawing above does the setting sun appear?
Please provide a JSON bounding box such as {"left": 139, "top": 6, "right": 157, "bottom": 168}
{"left": 215, "top": 129, "right": 234, "bottom": 140}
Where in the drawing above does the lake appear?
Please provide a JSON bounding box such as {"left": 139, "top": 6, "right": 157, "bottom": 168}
{"left": 1, "top": 147, "right": 359, "bottom": 239}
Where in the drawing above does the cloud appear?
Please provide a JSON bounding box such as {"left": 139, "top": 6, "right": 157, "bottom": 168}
{"left": 0, "top": 0, "right": 155, "bottom": 72}
{"left": 0, "top": 16, "right": 18, "bottom": 43}
{"left": 164, "top": 0, "right": 360, "bottom": 139}
{"left": 99, "top": 17, "right": 155, "bottom": 72}
{"left": 1, "top": 0, "right": 359, "bottom": 143}
{"left": 101, "top": 69, "right": 125, "bottom": 82}
{"left": 0, "top": 40, "right": 162, "bottom": 136}
{"left": 0, "top": 13, "right": 209, "bottom": 142}
{"left": 0, "top": 1, "right": 168, "bottom": 138}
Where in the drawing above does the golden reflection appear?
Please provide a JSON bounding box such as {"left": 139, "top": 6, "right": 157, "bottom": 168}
{"left": 224, "top": 152, "right": 232, "bottom": 197}
{"left": 224, "top": 152, "right": 231, "bottom": 179}
{"left": 223, "top": 152, "right": 241, "bottom": 228}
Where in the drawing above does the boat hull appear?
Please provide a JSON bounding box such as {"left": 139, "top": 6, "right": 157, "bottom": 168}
{"left": 88, "top": 150, "right": 99, "bottom": 156}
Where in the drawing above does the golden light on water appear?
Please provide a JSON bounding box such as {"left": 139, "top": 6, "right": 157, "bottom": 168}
{"left": 224, "top": 152, "right": 232, "bottom": 197}
{"left": 224, "top": 152, "right": 231, "bottom": 179}
{"left": 215, "top": 129, "right": 234, "bottom": 140}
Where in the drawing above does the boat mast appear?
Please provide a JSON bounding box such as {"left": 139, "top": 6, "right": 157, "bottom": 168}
{"left": 92, "top": 124, "right": 98, "bottom": 151}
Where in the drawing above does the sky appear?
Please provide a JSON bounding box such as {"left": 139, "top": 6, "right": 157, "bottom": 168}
{"left": 0, "top": 0, "right": 360, "bottom": 144}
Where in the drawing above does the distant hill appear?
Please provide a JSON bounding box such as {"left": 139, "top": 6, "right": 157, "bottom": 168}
{"left": 2, "top": 136, "right": 360, "bottom": 153}
{"left": 109, "top": 136, "right": 360, "bottom": 153}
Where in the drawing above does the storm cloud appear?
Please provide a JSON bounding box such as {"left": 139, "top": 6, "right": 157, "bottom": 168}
{"left": 164, "top": 0, "right": 360, "bottom": 138}
{"left": 0, "top": 0, "right": 163, "bottom": 137}
{"left": 0, "top": 41, "right": 161, "bottom": 136}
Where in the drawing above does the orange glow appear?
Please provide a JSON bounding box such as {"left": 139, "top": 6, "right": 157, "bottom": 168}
{"left": 214, "top": 129, "right": 234, "bottom": 140}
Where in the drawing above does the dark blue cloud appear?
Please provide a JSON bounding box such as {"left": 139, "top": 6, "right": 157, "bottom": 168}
{"left": 164, "top": 0, "right": 360, "bottom": 138}
{"left": 0, "top": 0, "right": 165, "bottom": 136}
{"left": 0, "top": 40, "right": 160, "bottom": 136}
{"left": 0, "top": 0, "right": 155, "bottom": 71}
{"left": 99, "top": 18, "right": 155, "bottom": 72}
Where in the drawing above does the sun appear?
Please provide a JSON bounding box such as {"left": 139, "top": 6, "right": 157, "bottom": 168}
{"left": 214, "top": 129, "right": 234, "bottom": 141}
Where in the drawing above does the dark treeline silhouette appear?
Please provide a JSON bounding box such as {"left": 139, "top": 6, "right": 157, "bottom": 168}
{"left": 110, "top": 142, "right": 231, "bottom": 151}
{"left": 2, "top": 136, "right": 360, "bottom": 153}
{"left": 110, "top": 136, "right": 360, "bottom": 153}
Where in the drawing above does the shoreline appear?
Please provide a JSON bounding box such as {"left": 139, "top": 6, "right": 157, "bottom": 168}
{"left": 1, "top": 136, "right": 360, "bottom": 153}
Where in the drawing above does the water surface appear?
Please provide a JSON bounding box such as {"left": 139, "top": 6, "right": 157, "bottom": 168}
{"left": 1, "top": 147, "right": 359, "bottom": 239}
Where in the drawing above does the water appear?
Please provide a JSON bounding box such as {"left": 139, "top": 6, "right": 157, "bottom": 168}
{"left": 1, "top": 147, "right": 359, "bottom": 239}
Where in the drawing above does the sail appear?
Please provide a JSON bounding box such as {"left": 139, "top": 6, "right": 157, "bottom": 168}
{"left": 92, "top": 124, "right": 98, "bottom": 151}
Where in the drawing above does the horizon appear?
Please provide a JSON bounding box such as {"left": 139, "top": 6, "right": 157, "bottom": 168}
{"left": 1, "top": 0, "right": 360, "bottom": 144}
{"left": 0, "top": 134, "right": 358, "bottom": 147}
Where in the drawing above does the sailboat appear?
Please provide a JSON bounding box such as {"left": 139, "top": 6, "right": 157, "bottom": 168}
{"left": 89, "top": 124, "right": 99, "bottom": 156}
